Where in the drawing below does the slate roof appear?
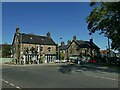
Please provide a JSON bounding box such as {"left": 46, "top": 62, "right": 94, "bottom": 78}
{"left": 12, "top": 33, "right": 56, "bottom": 45}
{"left": 76, "top": 40, "right": 100, "bottom": 49}
{"left": 59, "top": 45, "right": 68, "bottom": 50}
{"left": 59, "top": 40, "right": 100, "bottom": 50}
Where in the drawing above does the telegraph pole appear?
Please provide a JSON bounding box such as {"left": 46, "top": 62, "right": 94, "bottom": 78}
{"left": 107, "top": 36, "right": 110, "bottom": 59}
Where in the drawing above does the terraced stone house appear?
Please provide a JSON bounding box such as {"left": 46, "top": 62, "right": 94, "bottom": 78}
{"left": 12, "top": 27, "right": 57, "bottom": 64}
{"left": 59, "top": 36, "right": 100, "bottom": 60}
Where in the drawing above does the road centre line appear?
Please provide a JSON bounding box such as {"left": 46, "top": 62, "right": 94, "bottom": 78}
{"left": 85, "top": 74, "right": 119, "bottom": 81}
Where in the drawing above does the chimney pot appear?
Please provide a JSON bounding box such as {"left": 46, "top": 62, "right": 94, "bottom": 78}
{"left": 61, "top": 42, "right": 65, "bottom": 46}
{"left": 73, "top": 35, "right": 76, "bottom": 40}
{"left": 90, "top": 38, "right": 93, "bottom": 43}
{"left": 47, "top": 32, "right": 51, "bottom": 37}
{"left": 16, "top": 27, "right": 20, "bottom": 34}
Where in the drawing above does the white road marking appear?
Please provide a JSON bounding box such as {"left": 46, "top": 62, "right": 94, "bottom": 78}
{"left": 1, "top": 78, "right": 21, "bottom": 89}
{"left": 1, "top": 79, "right": 4, "bottom": 81}
{"left": 10, "top": 83, "right": 14, "bottom": 87}
{"left": 100, "top": 76, "right": 116, "bottom": 80}
{"left": 4, "top": 80, "right": 9, "bottom": 83}
{"left": 85, "top": 74, "right": 119, "bottom": 81}
{"left": 16, "top": 86, "right": 21, "bottom": 89}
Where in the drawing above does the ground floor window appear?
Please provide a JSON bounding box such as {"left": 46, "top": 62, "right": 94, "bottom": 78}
{"left": 45, "top": 54, "right": 56, "bottom": 63}
{"left": 21, "top": 54, "right": 56, "bottom": 64}
{"left": 24, "top": 54, "right": 39, "bottom": 64}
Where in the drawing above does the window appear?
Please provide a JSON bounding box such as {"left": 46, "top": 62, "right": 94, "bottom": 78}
{"left": 28, "top": 45, "right": 32, "bottom": 50}
{"left": 62, "top": 50, "right": 65, "bottom": 53}
{"left": 40, "top": 47, "right": 43, "bottom": 51}
{"left": 48, "top": 47, "right": 51, "bottom": 52}
{"left": 37, "top": 47, "right": 38, "bottom": 51}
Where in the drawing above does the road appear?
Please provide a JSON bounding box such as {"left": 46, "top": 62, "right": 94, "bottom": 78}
{"left": 1, "top": 63, "right": 120, "bottom": 89}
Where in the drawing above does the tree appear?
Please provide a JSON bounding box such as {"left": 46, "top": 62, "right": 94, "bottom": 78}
{"left": 86, "top": 2, "right": 120, "bottom": 51}
{"left": 60, "top": 53, "right": 65, "bottom": 60}
{"left": 2, "top": 45, "right": 11, "bottom": 58}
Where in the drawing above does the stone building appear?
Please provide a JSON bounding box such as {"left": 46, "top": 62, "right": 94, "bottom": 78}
{"left": 12, "top": 27, "right": 57, "bottom": 64}
{"left": 59, "top": 36, "right": 100, "bottom": 60}
{"left": 59, "top": 40, "right": 71, "bottom": 60}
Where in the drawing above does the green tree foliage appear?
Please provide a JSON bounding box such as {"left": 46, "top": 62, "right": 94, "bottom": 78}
{"left": 86, "top": 2, "right": 120, "bottom": 51}
{"left": 2, "top": 45, "right": 11, "bottom": 58}
{"left": 60, "top": 53, "right": 65, "bottom": 60}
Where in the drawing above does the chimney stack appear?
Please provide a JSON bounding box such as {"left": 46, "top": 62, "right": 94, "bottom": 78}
{"left": 61, "top": 42, "right": 65, "bottom": 46}
{"left": 47, "top": 32, "right": 51, "bottom": 37}
{"left": 90, "top": 38, "right": 93, "bottom": 43}
{"left": 16, "top": 27, "right": 20, "bottom": 34}
{"left": 73, "top": 35, "right": 76, "bottom": 41}
{"left": 67, "top": 40, "right": 71, "bottom": 45}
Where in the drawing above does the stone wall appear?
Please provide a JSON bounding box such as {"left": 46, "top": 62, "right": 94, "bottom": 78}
{"left": 21, "top": 44, "right": 56, "bottom": 55}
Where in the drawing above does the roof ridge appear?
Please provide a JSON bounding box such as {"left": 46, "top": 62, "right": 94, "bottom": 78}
{"left": 76, "top": 40, "right": 83, "bottom": 41}
{"left": 21, "top": 33, "right": 49, "bottom": 38}
{"left": 59, "top": 44, "right": 68, "bottom": 47}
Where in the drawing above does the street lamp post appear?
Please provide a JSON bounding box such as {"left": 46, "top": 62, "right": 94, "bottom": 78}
{"left": 58, "top": 38, "right": 62, "bottom": 61}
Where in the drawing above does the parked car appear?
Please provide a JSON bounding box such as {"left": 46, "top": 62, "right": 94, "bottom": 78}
{"left": 81, "top": 58, "right": 86, "bottom": 63}
{"left": 71, "top": 59, "right": 82, "bottom": 65}
{"left": 55, "top": 60, "right": 60, "bottom": 63}
{"left": 71, "top": 59, "right": 78, "bottom": 64}
{"left": 61, "top": 60, "right": 67, "bottom": 63}
{"left": 88, "top": 59, "right": 97, "bottom": 63}
{"left": 81, "top": 56, "right": 91, "bottom": 63}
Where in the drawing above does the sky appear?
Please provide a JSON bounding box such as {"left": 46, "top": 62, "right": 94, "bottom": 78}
{"left": 2, "top": 2, "right": 109, "bottom": 50}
